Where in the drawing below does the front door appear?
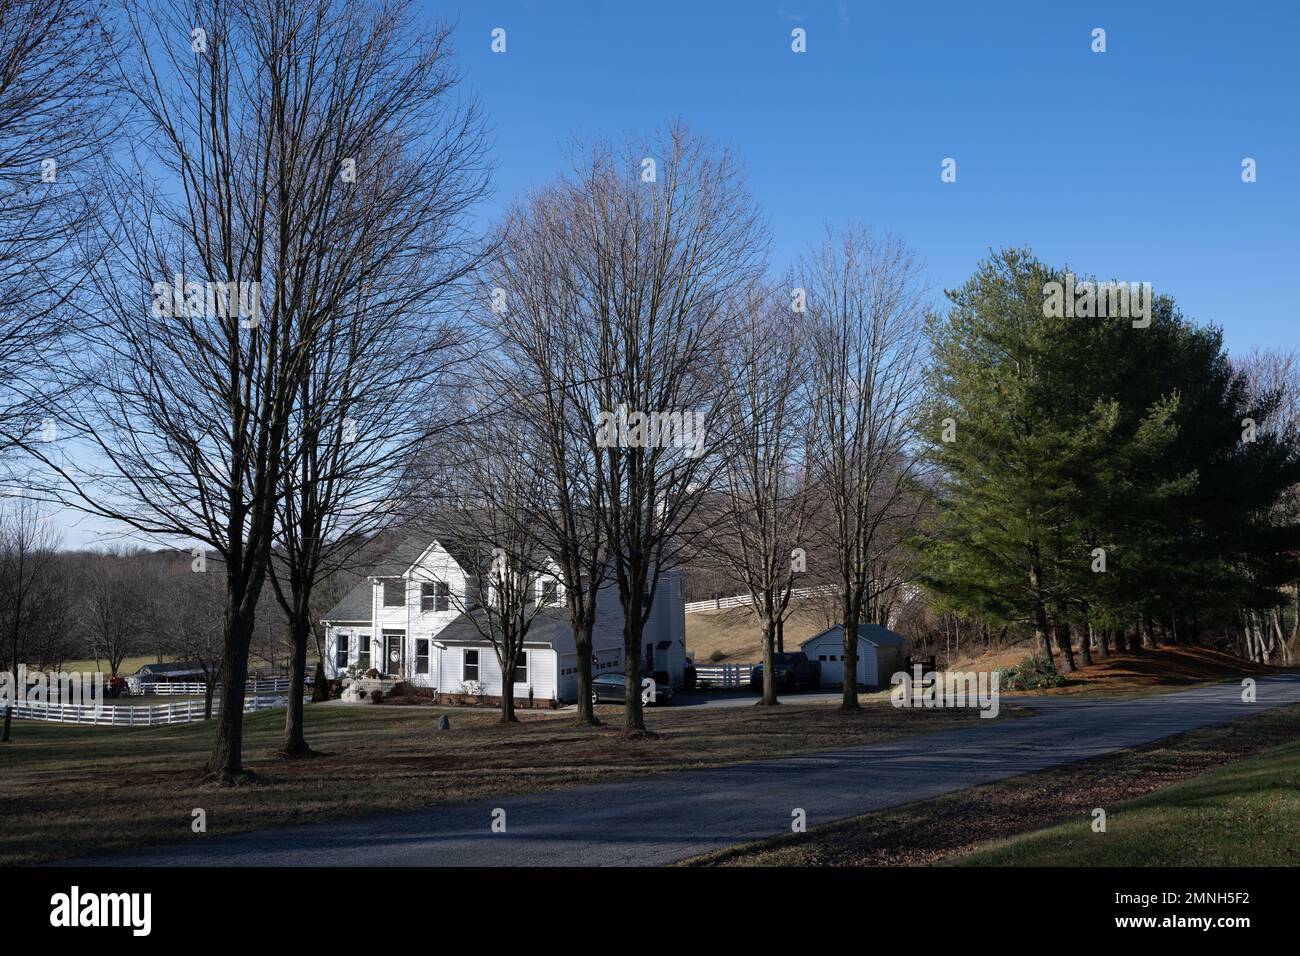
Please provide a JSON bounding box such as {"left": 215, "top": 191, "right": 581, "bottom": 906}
{"left": 385, "top": 633, "right": 403, "bottom": 675}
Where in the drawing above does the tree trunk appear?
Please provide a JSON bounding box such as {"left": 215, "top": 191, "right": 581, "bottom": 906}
{"left": 500, "top": 671, "right": 517, "bottom": 723}
{"left": 1075, "top": 622, "right": 1093, "bottom": 668}
{"left": 840, "top": 612, "right": 860, "bottom": 711}
{"left": 572, "top": 619, "right": 599, "bottom": 726}
{"left": 622, "top": 614, "right": 647, "bottom": 734}
{"left": 1031, "top": 594, "right": 1055, "bottom": 668}
{"left": 204, "top": 681, "right": 215, "bottom": 720}
{"left": 280, "top": 612, "right": 312, "bottom": 757}
{"left": 207, "top": 608, "right": 256, "bottom": 783}
{"left": 775, "top": 615, "right": 785, "bottom": 654}
{"left": 2, "top": 705, "right": 11, "bottom": 742}
{"left": 1129, "top": 619, "right": 1144, "bottom": 653}
{"left": 1096, "top": 625, "right": 1110, "bottom": 660}
{"left": 1053, "top": 622, "right": 1076, "bottom": 673}
{"left": 1291, "top": 587, "right": 1299, "bottom": 644}
{"left": 1140, "top": 614, "right": 1156, "bottom": 650}
{"left": 760, "top": 615, "right": 779, "bottom": 706}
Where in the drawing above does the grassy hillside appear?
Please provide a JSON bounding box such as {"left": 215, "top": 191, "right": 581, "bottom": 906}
{"left": 685, "top": 603, "right": 835, "bottom": 663}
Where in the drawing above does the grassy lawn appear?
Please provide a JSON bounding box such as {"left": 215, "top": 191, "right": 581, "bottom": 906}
{"left": 957, "top": 739, "right": 1300, "bottom": 866}
{"left": 683, "top": 703, "right": 1300, "bottom": 867}
{"left": 0, "top": 696, "right": 1009, "bottom": 865}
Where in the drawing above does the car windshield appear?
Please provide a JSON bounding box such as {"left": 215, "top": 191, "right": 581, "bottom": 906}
{"left": 597, "top": 673, "right": 624, "bottom": 683}
{"left": 772, "top": 654, "right": 799, "bottom": 665}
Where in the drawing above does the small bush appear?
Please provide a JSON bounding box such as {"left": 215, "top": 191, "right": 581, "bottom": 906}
{"left": 997, "top": 654, "right": 1067, "bottom": 690}
{"left": 370, "top": 689, "right": 384, "bottom": 704}
{"left": 708, "top": 649, "right": 727, "bottom": 662}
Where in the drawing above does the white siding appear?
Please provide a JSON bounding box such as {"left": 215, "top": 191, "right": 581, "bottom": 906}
{"left": 323, "top": 624, "right": 374, "bottom": 679}
{"left": 435, "top": 645, "right": 557, "bottom": 701}
{"left": 401, "top": 542, "right": 470, "bottom": 687}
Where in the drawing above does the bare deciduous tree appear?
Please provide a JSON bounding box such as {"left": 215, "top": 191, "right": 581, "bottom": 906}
{"left": 0, "top": 0, "right": 113, "bottom": 461}
{"left": 577, "top": 123, "right": 766, "bottom": 734}
{"left": 708, "top": 280, "right": 816, "bottom": 705}
{"left": 0, "top": 498, "right": 64, "bottom": 741}
{"left": 434, "top": 392, "right": 553, "bottom": 723}
{"left": 76, "top": 548, "right": 157, "bottom": 678}
{"left": 480, "top": 185, "right": 611, "bottom": 725}
{"left": 263, "top": 5, "right": 488, "bottom": 757}
{"left": 1237, "top": 346, "right": 1300, "bottom": 657}
{"left": 19, "top": 0, "right": 465, "bottom": 781}
{"left": 805, "top": 227, "right": 928, "bottom": 710}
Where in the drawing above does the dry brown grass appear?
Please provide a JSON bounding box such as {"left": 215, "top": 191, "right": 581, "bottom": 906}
{"left": 0, "top": 695, "right": 1008, "bottom": 865}
{"left": 685, "top": 604, "right": 833, "bottom": 663}
{"left": 948, "top": 642, "right": 1296, "bottom": 698}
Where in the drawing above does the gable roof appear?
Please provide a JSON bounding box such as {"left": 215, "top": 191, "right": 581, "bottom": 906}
{"left": 321, "top": 579, "right": 372, "bottom": 622}
{"left": 367, "top": 530, "right": 487, "bottom": 580}
{"left": 801, "top": 624, "right": 909, "bottom": 649}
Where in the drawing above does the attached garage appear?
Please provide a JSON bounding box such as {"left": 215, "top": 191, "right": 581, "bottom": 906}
{"left": 800, "top": 624, "right": 910, "bottom": 689}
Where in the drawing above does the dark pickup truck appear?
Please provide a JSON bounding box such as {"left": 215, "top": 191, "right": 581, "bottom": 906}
{"left": 750, "top": 652, "right": 821, "bottom": 692}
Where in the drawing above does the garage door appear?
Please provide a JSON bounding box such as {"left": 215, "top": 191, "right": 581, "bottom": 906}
{"left": 813, "top": 645, "right": 842, "bottom": 685}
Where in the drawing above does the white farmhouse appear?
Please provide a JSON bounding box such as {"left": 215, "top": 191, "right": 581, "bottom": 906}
{"left": 321, "top": 534, "right": 687, "bottom": 705}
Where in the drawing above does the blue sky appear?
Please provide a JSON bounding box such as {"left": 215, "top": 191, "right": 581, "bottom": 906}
{"left": 447, "top": 0, "right": 1298, "bottom": 353}
{"left": 51, "top": 0, "right": 1299, "bottom": 549}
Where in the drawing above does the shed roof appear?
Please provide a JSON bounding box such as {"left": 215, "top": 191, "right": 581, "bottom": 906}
{"left": 801, "top": 623, "right": 909, "bottom": 649}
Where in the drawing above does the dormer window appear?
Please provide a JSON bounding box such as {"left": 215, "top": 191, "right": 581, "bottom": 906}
{"left": 382, "top": 579, "right": 404, "bottom": 607}
{"left": 539, "top": 579, "right": 559, "bottom": 607}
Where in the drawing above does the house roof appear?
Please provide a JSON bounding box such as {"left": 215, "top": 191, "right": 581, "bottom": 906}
{"left": 430, "top": 606, "right": 574, "bottom": 647}
{"left": 368, "top": 530, "right": 486, "bottom": 579}
{"left": 321, "top": 579, "right": 372, "bottom": 622}
{"left": 801, "top": 624, "right": 909, "bottom": 649}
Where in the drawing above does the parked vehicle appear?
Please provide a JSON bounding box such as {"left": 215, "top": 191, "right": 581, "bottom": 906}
{"left": 590, "top": 672, "right": 674, "bottom": 706}
{"left": 750, "top": 652, "right": 821, "bottom": 692}
{"left": 103, "top": 676, "right": 129, "bottom": 698}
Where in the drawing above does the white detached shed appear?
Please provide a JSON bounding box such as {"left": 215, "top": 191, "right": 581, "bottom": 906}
{"left": 800, "top": 624, "right": 910, "bottom": 688}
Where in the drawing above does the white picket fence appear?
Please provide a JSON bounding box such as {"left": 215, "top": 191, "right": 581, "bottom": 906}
{"left": 684, "top": 585, "right": 837, "bottom": 614}
{"left": 691, "top": 663, "right": 754, "bottom": 688}
{"left": 141, "top": 677, "right": 291, "bottom": 696}
{"left": 9, "top": 694, "right": 307, "bottom": 727}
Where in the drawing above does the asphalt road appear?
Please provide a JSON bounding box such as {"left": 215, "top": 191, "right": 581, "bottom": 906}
{"left": 70, "top": 674, "right": 1300, "bottom": 867}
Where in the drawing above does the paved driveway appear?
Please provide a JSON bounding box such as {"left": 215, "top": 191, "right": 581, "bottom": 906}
{"left": 71, "top": 674, "right": 1300, "bottom": 867}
